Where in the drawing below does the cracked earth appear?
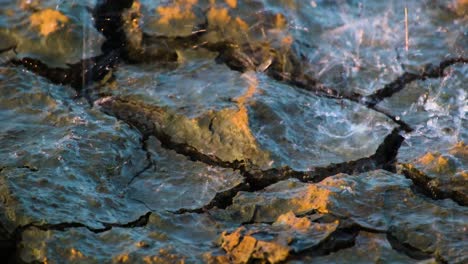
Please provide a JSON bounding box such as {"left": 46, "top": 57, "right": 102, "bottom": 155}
{"left": 0, "top": 0, "right": 467, "bottom": 263}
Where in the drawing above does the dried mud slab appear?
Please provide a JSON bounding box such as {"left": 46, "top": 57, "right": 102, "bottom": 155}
{"left": 0, "top": 68, "right": 148, "bottom": 231}
{"left": 398, "top": 141, "right": 467, "bottom": 205}
{"left": 292, "top": 1, "right": 468, "bottom": 95}
{"left": 17, "top": 212, "right": 220, "bottom": 264}
{"left": 205, "top": 212, "right": 338, "bottom": 264}
{"left": 0, "top": 1, "right": 104, "bottom": 66}
{"left": 213, "top": 170, "right": 468, "bottom": 263}
{"left": 377, "top": 65, "right": 468, "bottom": 205}
{"left": 249, "top": 76, "right": 396, "bottom": 170}
{"left": 126, "top": 136, "right": 244, "bottom": 211}
{"left": 96, "top": 96, "right": 271, "bottom": 167}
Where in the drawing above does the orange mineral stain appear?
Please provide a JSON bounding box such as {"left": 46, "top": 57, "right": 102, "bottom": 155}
{"left": 156, "top": 0, "right": 197, "bottom": 25}
{"left": 274, "top": 211, "right": 311, "bottom": 231}
{"left": 70, "top": 248, "right": 84, "bottom": 259}
{"left": 275, "top": 13, "right": 287, "bottom": 29}
{"left": 29, "top": 9, "right": 69, "bottom": 36}
{"left": 418, "top": 152, "right": 436, "bottom": 165}
{"left": 449, "top": 141, "right": 467, "bottom": 158}
{"left": 225, "top": 0, "right": 237, "bottom": 8}
{"left": 235, "top": 17, "right": 249, "bottom": 31}
{"left": 207, "top": 7, "right": 231, "bottom": 27}
{"left": 115, "top": 254, "right": 130, "bottom": 263}
{"left": 289, "top": 184, "right": 331, "bottom": 213}
{"left": 229, "top": 74, "right": 258, "bottom": 141}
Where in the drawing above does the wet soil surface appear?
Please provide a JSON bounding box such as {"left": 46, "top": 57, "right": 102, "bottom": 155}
{"left": 0, "top": 0, "right": 467, "bottom": 263}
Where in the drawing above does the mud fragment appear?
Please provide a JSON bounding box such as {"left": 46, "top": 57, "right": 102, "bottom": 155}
{"left": 206, "top": 212, "right": 338, "bottom": 263}
{"left": 96, "top": 96, "right": 270, "bottom": 167}
{"left": 213, "top": 170, "right": 468, "bottom": 262}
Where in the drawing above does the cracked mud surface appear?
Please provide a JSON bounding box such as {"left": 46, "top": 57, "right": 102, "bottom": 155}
{"left": 0, "top": 0, "right": 467, "bottom": 263}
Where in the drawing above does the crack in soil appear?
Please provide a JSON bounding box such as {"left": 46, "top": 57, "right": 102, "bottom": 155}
{"left": 398, "top": 164, "right": 467, "bottom": 206}
{"left": 1, "top": 212, "right": 152, "bottom": 263}
{"left": 364, "top": 57, "right": 468, "bottom": 107}
{"left": 172, "top": 128, "right": 404, "bottom": 213}
{"left": 0, "top": 1, "right": 466, "bottom": 263}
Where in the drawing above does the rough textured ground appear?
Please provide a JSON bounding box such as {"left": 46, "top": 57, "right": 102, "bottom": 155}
{"left": 0, "top": 0, "right": 467, "bottom": 263}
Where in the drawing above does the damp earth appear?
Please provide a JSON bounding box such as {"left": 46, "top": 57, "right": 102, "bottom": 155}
{"left": 0, "top": 0, "right": 467, "bottom": 263}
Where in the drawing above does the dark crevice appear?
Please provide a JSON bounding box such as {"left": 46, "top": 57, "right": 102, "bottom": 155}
{"left": 288, "top": 217, "right": 433, "bottom": 262}
{"left": 13, "top": 211, "right": 151, "bottom": 235}
{"left": 0, "top": 1, "right": 462, "bottom": 262}
{"left": 386, "top": 232, "right": 434, "bottom": 261}
{"left": 364, "top": 57, "right": 468, "bottom": 107}
{"left": 125, "top": 138, "right": 153, "bottom": 188}
{"left": 399, "top": 164, "right": 467, "bottom": 206}
{"left": 172, "top": 128, "right": 404, "bottom": 213}
{"left": 4, "top": 212, "right": 151, "bottom": 263}
{"left": 291, "top": 226, "right": 359, "bottom": 258}
{"left": 8, "top": 50, "right": 121, "bottom": 101}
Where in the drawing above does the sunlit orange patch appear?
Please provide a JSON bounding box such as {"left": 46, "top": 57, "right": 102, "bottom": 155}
{"left": 29, "top": 9, "right": 69, "bottom": 36}
{"left": 157, "top": 6, "right": 195, "bottom": 25}
{"left": 275, "top": 13, "right": 287, "bottom": 29}
{"left": 460, "top": 171, "right": 468, "bottom": 179}
{"left": 115, "top": 254, "right": 129, "bottom": 263}
{"left": 274, "top": 211, "right": 311, "bottom": 231}
{"left": 156, "top": 0, "right": 198, "bottom": 25}
{"left": 235, "top": 17, "right": 249, "bottom": 31}
{"left": 220, "top": 228, "right": 289, "bottom": 263}
{"left": 207, "top": 7, "right": 231, "bottom": 27}
{"left": 288, "top": 184, "right": 331, "bottom": 213}
{"left": 70, "top": 248, "right": 84, "bottom": 259}
{"left": 449, "top": 141, "right": 467, "bottom": 158}
{"left": 418, "top": 152, "right": 436, "bottom": 165}
{"left": 225, "top": 0, "right": 237, "bottom": 8}
{"left": 436, "top": 156, "right": 449, "bottom": 171}
{"left": 282, "top": 35, "right": 294, "bottom": 47}
{"left": 228, "top": 73, "right": 258, "bottom": 141}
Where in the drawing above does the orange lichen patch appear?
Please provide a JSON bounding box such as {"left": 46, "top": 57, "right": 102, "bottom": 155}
{"left": 115, "top": 254, "right": 130, "bottom": 263}
{"left": 274, "top": 211, "right": 311, "bottom": 231}
{"left": 459, "top": 171, "right": 468, "bottom": 179}
{"left": 251, "top": 240, "right": 289, "bottom": 263}
{"left": 455, "top": 0, "right": 468, "bottom": 13}
{"left": 288, "top": 184, "right": 332, "bottom": 214}
{"left": 69, "top": 248, "right": 84, "bottom": 259}
{"left": 228, "top": 73, "right": 258, "bottom": 142}
{"left": 225, "top": 0, "right": 237, "bottom": 8}
{"left": 29, "top": 9, "right": 69, "bottom": 36}
{"left": 234, "top": 73, "right": 257, "bottom": 105}
{"left": 230, "top": 235, "right": 257, "bottom": 263}
{"left": 281, "top": 35, "right": 294, "bottom": 47}
{"left": 221, "top": 228, "right": 243, "bottom": 252}
{"left": 219, "top": 228, "right": 289, "bottom": 264}
{"left": 275, "top": 13, "right": 287, "bottom": 29}
{"left": 142, "top": 249, "right": 185, "bottom": 264}
{"left": 207, "top": 7, "right": 231, "bottom": 28}
{"left": 136, "top": 241, "right": 150, "bottom": 248}
{"left": 156, "top": 0, "right": 196, "bottom": 25}
{"left": 418, "top": 152, "right": 437, "bottom": 166}
{"left": 449, "top": 141, "right": 468, "bottom": 159}
{"left": 235, "top": 17, "right": 249, "bottom": 31}
{"left": 130, "top": 0, "right": 141, "bottom": 28}
{"left": 436, "top": 156, "right": 450, "bottom": 170}
{"left": 414, "top": 152, "right": 457, "bottom": 175}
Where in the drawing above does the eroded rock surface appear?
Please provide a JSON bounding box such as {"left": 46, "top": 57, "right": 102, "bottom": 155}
{"left": 0, "top": 0, "right": 467, "bottom": 263}
{"left": 0, "top": 68, "right": 148, "bottom": 232}
{"left": 214, "top": 170, "right": 468, "bottom": 263}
